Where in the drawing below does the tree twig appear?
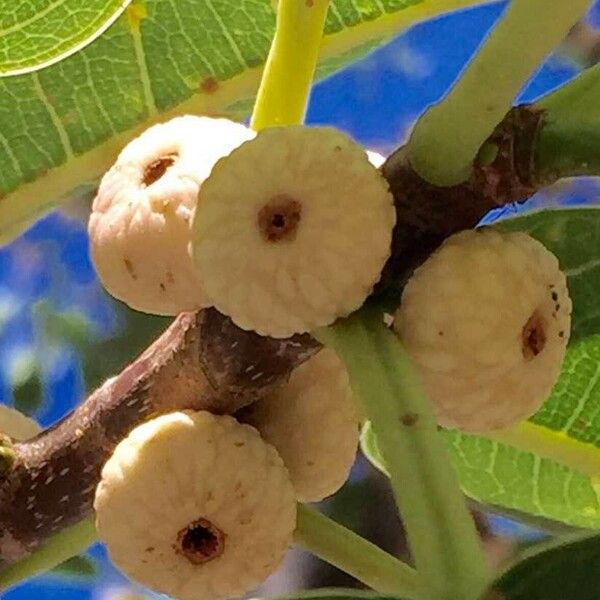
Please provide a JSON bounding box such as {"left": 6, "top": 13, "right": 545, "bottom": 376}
{"left": 0, "top": 309, "right": 319, "bottom": 562}
{"left": 378, "top": 104, "right": 546, "bottom": 304}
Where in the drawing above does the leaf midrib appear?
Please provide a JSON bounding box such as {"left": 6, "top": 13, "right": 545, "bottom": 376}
{"left": 486, "top": 421, "right": 600, "bottom": 480}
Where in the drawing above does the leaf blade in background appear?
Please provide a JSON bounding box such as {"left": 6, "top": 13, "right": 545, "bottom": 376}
{"left": 361, "top": 419, "right": 600, "bottom": 530}
{"left": 0, "top": 0, "right": 132, "bottom": 77}
{"left": 499, "top": 207, "right": 600, "bottom": 344}
{"left": 0, "top": 0, "right": 496, "bottom": 245}
{"left": 488, "top": 533, "right": 600, "bottom": 599}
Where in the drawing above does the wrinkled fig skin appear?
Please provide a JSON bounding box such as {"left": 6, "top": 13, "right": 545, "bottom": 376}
{"left": 0, "top": 309, "right": 320, "bottom": 562}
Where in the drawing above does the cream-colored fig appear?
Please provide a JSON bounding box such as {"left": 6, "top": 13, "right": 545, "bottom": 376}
{"left": 89, "top": 116, "right": 254, "bottom": 315}
{"left": 191, "top": 125, "right": 395, "bottom": 338}
{"left": 94, "top": 411, "right": 295, "bottom": 600}
{"left": 244, "top": 348, "right": 359, "bottom": 502}
{"left": 395, "top": 228, "right": 571, "bottom": 432}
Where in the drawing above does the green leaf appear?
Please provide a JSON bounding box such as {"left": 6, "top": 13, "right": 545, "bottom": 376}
{"left": 362, "top": 415, "right": 600, "bottom": 529}
{"left": 271, "top": 590, "right": 402, "bottom": 600}
{"left": 360, "top": 420, "right": 386, "bottom": 474}
{"left": 499, "top": 207, "right": 600, "bottom": 344}
{"left": 445, "top": 425, "right": 600, "bottom": 529}
{"left": 491, "top": 208, "right": 600, "bottom": 454}
{"left": 0, "top": 0, "right": 495, "bottom": 245}
{"left": 487, "top": 533, "right": 600, "bottom": 599}
{"left": 0, "top": 0, "right": 133, "bottom": 77}
{"left": 49, "top": 554, "right": 97, "bottom": 579}
{"left": 494, "top": 208, "right": 600, "bottom": 468}
{"left": 363, "top": 207, "right": 600, "bottom": 529}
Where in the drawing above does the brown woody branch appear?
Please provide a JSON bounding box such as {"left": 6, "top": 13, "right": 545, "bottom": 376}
{"left": 0, "top": 309, "right": 319, "bottom": 562}
{"left": 0, "top": 104, "right": 551, "bottom": 564}
{"left": 378, "top": 104, "right": 545, "bottom": 301}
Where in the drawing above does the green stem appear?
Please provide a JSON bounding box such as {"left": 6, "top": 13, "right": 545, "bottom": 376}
{"left": 408, "top": 0, "right": 592, "bottom": 186}
{"left": 537, "top": 121, "right": 600, "bottom": 180}
{"left": 317, "top": 311, "right": 488, "bottom": 600}
{"left": 535, "top": 64, "right": 600, "bottom": 181}
{"left": 250, "top": 0, "right": 330, "bottom": 131}
{"left": 295, "top": 504, "right": 419, "bottom": 599}
{"left": 0, "top": 517, "right": 96, "bottom": 591}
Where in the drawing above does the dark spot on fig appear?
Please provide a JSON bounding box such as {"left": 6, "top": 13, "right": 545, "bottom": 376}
{"left": 400, "top": 412, "right": 419, "bottom": 427}
{"left": 522, "top": 310, "right": 546, "bottom": 360}
{"left": 258, "top": 195, "right": 302, "bottom": 242}
{"left": 124, "top": 258, "right": 137, "bottom": 280}
{"left": 143, "top": 155, "right": 176, "bottom": 186}
{"left": 176, "top": 518, "right": 225, "bottom": 565}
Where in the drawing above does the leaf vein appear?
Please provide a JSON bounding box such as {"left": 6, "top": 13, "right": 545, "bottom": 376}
{"left": 80, "top": 54, "right": 117, "bottom": 135}
{"left": 0, "top": 0, "right": 70, "bottom": 36}
{"left": 0, "top": 131, "right": 24, "bottom": 180}
{"left": 30, "top": 72, "right": 74, "bottom": 160}
{"left": 203, "top": 0, "right": 248, "bottom": 70}
{"left": 129, "top": 18, "right": 157, "bottom": 117}
{"left": 565, "top": 257, "right": 600, "bottom": 278}
{"left": 561, "top": 362, "right": 600, "bottom": 434}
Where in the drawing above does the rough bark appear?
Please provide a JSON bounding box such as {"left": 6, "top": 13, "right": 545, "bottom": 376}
{"left": 0, "top": 309, "right": 319, "bottom": 561}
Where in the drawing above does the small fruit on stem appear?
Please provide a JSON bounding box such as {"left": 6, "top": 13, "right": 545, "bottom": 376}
{"left": 89, "top": 116, "right": 254, "bottom": 315}
{"left": 94, "top": 411, "right": 295, "bottom": 600}
{"left": 395, "top": 228, "right": 571, "bottom": 432}
{"left": 191, "top": 126, "right": 395, "bottom": 338}
{"left": 243, "top": 348, "right": 359, "bottom": 502}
